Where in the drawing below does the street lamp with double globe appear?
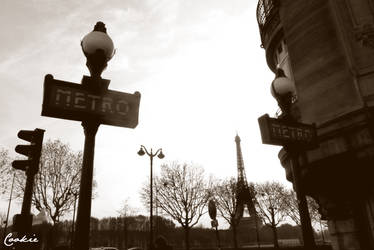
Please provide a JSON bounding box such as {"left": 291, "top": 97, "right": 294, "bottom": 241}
{"left": 137, "top": 145, "right": 164, "bottom": 250}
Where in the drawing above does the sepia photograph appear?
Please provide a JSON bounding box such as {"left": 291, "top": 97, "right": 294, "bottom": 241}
{"left": 1, "top": 0, "right": 374, "bottom": 250}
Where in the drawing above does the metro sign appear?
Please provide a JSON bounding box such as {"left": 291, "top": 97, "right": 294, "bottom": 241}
{"left": 42, "top": 74, "right": 141, "bottom": 128}
{"left": 258, "top": 114, "right": 317, "bottom": 147}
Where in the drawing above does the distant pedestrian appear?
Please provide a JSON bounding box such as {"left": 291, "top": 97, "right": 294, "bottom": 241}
{"left": 154, "top": 235, "right": 172, "bottom": 250}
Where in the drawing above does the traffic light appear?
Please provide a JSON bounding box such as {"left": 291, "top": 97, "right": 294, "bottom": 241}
{"left": 12, "top": 128, "right": 45, "bottom": 174}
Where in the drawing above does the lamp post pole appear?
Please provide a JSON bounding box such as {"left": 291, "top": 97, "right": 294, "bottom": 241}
{"left": 42, "top": 20, "right": 140, "bottom": 250}
{"left": 74, "top": 118, "right": 99, "bottom": 250}
{"left": 73, "top": 21, "right": 114, "bottom": 250}
{"left": 155, "top": 186, "right": 159, "bottom": 236}
{"left": 138, "top": 145, "right": 164, "bottom": 250}
{"left": 271, "top": 68, "right": 315, "bottom": 248}
{"left": 150, "top": 149, "right": 154, "bottom": 249}
{"left": 288, "top": 151, "right": 315, "bottom": 247}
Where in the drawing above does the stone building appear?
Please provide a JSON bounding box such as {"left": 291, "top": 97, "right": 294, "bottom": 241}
{"left": 256, "top": 0, "right": 374, "bottom": 249}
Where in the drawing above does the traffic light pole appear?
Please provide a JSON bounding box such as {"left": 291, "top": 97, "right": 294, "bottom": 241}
{"left": 14, "top": 170, "right": 37, "bottom": 233}
{"left": 21, "top": 171, "right": 36, "bottom": 216}
{"left": 12, "top": 128, "right": 44, "bottom": 234}
{"left": 73, "top": 121, "right": 99, "bottom": 250}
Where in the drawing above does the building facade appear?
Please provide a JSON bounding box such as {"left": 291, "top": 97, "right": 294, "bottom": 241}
{"left": 256, "top": 0, "right": 374, "bottom": 249}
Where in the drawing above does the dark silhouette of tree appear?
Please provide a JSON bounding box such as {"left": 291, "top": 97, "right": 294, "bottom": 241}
{"left": 141, "top": 162, "right": 211, "bottom": 250}
{"left": 255, "top": 181, "right": 288, "bottom": 248}
{"left": 0, "top": 148, "right": 12, "bottom": 196}
{"left": 283, "top": 189, "right": 301, "bottom": 226}
{"left": 283, "top": 189, "right": 325, "bottom": 235}
{"left": 14, "top": 139, "right": 84, "bottom": 224}
{"left": 213, "top": 177, "right": 241, "bottom": 249}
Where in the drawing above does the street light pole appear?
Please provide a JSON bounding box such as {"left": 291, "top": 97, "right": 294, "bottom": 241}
{"left": 74, "top": 21, "right": 114, "bottom": 250}
{"left": 155, "top": 185, "right": 159, "bottom": 237}
{"left": 271, "top": 68, "right": 316, "bottom": 248}
{"left": 150, "top": 150, "right": 154, "bottom": 249}
{"left": 42, "top": 20, "right": 140, "bottom": 250}
{"left": 74, "top": 121, "right": 98, "bottom": 250}
{"left": 289, "top": 152, "right": 315, "bottom": 247}
{"left": 138, "top": 145, "right": 164, "bottom": 250}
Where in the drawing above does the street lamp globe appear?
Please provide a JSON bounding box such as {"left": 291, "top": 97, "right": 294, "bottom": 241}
{"left": 270, "top": 68, "right": 295, "bottom": 99}
{"left": 137, "top": 147, "right": 145, "bottom": 156}
{"left": 81, "top": 21, "right": 115, "bottom": 78}
{"left": 270, "top": 68, "right": 296, "bottom": 119}
{"left": 157, "top": 150, "right": 165, "bottom": 159}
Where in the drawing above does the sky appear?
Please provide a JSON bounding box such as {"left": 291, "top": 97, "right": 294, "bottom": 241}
{"left": 0, "top": 0, "right": 291, "bottom": 228}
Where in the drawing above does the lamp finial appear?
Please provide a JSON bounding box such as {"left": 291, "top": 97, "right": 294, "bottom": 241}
{"left": 94, "top": 22, "right": 107, "bottom": 33}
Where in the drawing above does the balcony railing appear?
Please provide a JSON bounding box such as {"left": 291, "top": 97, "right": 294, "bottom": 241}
{"left": 256, "top": 0, "right": 281, "bottom": 48}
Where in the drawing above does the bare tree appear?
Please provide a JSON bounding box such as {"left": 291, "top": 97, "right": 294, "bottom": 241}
{"left": 283, "top": 189, "right": 321, "bottom": 226}
{"left": 255, "top": 181, "right": 288, "bottom": 248}
{"left": 213, "top": 177, "right": 241, "bottom": 249}
{"left": 0, "top": 148, "right": 12, "bottom": 196}
{"left": 307, "top": 197, "right": 323, "bottom": 226}
{"left": 283, "top": 189, "right": 301, "bottom": 226}
{"left": 141, "top": 162, "right": 211, "bottom": 250}
{"left": 15, "top": 139, "right": 83, "bottom": 224}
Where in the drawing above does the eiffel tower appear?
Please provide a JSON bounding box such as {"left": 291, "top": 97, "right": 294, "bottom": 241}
{"left": 235, "top": 134, "right": 261, "bottom": 247}
{"left": 234, "top": 134, "right": 256, "bottom": 220}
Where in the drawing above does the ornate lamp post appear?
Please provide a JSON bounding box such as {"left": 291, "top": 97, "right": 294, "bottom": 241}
{"left": 271, "top": 68, "right": 315, "bottom": 248}
{"left": 42, "top": 21, "right": 141, "bottom": 250}
{"left": 137, "top": 145, "right": 164, "bottom": 250}
{"left": 73, "top": 21, "right": 115, "bottom": 250}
